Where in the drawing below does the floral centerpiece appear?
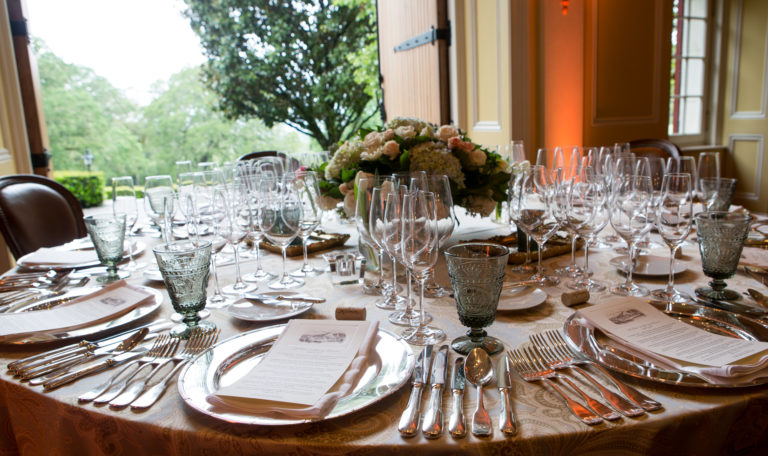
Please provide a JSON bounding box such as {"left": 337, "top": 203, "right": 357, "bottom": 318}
{"left": 316, "top": 116, "right": 511, "bottom": 217}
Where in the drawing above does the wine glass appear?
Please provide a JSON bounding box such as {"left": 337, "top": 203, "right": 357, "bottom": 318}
{"left": 509, "top": 165, "right": 561, "bottom": 286}
{"left": 552, "top": 150, "right": 585, "bottom": 278}
{"left": 696, "top": 151, "right": 721, "bottom": 202}
{"left": 204, "top": 189, "right": 232, "bottom": 308}
{"left": 216, "top": 181, "right": 257, "bottom": 295}
{"left": 370, "top": 182, "right": 406, "bottom": 309}
{"left": 423, "top": 174, "right": 455, "bottom": 298}
{"left": 260, "top": 172, "right": 303, "bottom": 290}
{"left": 567, "top": 164, "right": 609, "bottom": 291}
{"left": 400, "top": 190, "right": 446, "bottom": 345}
{"left": 609, "top": 175, "right": 654, "bottom": 296}
{"left": 241, "top": 162, "right": 276, "bottom": 283}
{"left": 508, "top": 143, "right": 536, "bottom": 274}
{"left": 143, "top": 175, "right": 176, "bottom": 244}
{"left": 177, "top": 171, "right": 198, "bottom": 238}
{"left": 652, "top": 173, "right": 693, "bottom": 303}
{"left": 355, "top": 175, "right": 387, "bottom": 296}
{"left": 175, "top": 160, "right": 193, "bottom": 186}
{"left": 291, "top": 170, "right": 324, "bottom": 277}
{"left": 635, "top": 156, "right": 666, "bottom": 250}
{"left": 111, "top": 176, "right": 143, "bottom": 271}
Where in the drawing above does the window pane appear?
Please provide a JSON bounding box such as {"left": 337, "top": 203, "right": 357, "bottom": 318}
{"left": 687, "top": 0, "right": 707, "bottom": 18}
{"left": 684, "top": 58, "right": 704, "bottom": 96}
{"left": 680, "top": 59, "right": 689, "bottom": 95}
{"left": 682, "top": 97, "right": 702, "bottom": 134}
{"left": 687, "top": 18, "right": 707, "bottom": 57}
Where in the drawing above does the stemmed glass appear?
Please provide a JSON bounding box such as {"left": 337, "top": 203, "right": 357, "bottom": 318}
{"left": 609, "top": 175, "right": 654, "bottom": 296}
{"left": 111, "top": 176, "right": 143, "bottom": 271}
{"left": 177, "top": 171, "right": 199, "bottom": 238}
{"left": 370, "top": 182, "right": 406, "bottom": 309}
{"left": 143, "top": 175, "right": 176, "bottom": 244}
{"left": 552, "top": 149, "right": 584, "bottom": 278}
{"left": 696, "top": 151, "right": 721, "bottom": 203}
{"left": 355, "top": 175, "right": 387, "bottom": 296}
{"left": 241, "top": 162, "right": 275, "bottom": 283}
{"left": 509, "top": 165, "right": 561, "bottom": 286}
{"left": 260, "top": 172, "right": 304, "bottom": 290}
{"left": 652, "top": 173, "right": 693, "bottom": 303}
{"left": 400, "top": 190, "right": 446, "bottom": 345}
{"left": 203, "top": 189, "right": 230, "bottom": 308}
{"left": 567, "top": 165, "right": 609, "bottom": 291}
{"left": 423, "top": 174, "right": 455, "bottom": 298}
{"left": 635, "top": 156, "right": 667, "bottom": 250}
{"left": 217, "top": 181, "right": 257, "bottom": 295}
{"left": 291, "top": 170, "right": 324, "bottom": 277}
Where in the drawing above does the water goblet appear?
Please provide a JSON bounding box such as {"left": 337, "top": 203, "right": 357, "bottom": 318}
{"left": 84, "top": 213, "right": 128, "bottom": 283}
{"left": 695, "top": 212, "right": 753, "bottom": 301}
{"left": 652, "top": 173, "right": 693, "bottom": 303}
{"left": 567, "top": 164, "right": 609, "bottom": 291}
{"left": 445, "top": 243, "right": 509, "bottom": 355}
{"left": 699, "top": 177, "right": 737, "bottom": 212}
{"left": 153, "top": 240, "right": 215, "bottom": 338}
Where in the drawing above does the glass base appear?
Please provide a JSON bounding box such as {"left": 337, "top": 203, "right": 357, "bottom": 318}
{"left": 221, "top": 281, "right": 258, "bottom": 295}
{"left": 530, "top": 271, "right": 560, "bottom": 287}
{"left": 121, "top": 260, "right": 147, "bottom": 272}
{"left": 509, "top": 262, "right": 536, "bottom": 274}
{"left": 376, "top": 293, "right": 406, "bottom": 310}
{"left": 423, "top": 282, "right": 451, "bottom": 298}
{"left": 268, "top": 276, "right": 305, "bottom": 290}
{"left": 567, "top": 278, "right": 606, "bottom": 293}
{"left": 170, "top": 320, "right": 216, "bottom": 339}
{"left": 290, "top": 265, "right": 324, "bottom": 278}
{"left": 207, "top": 292, "right": 234, "bottom": 309}
{"left": 695, "top": 286, "right": 740, "bottom": 301}
{"left": 243, "top": 269, "right": 276, "bottom": 283}
{"left": 401, "top": 324, "right": 446, "bottom": 346}
{"left": 555, "top": 264, "right": 584, "bottom": 279}
{"left": 388, "top": 308, "right": 432, "bottom": 326}
{"left": 611, "top": 282, "right": 650, "bottom": 297}
{"left": 651, "top": 287, "right": 691, "bottom": 303}
{"left": 171, "top": 309, "right": 210, "bottom": 322}
{"left": 362, "top": 281, "right": 386, "bottom": 296}
{"left": 451, "top": 332, "right": 504, "bottom": 355}
{"left": 94, "top": 269, "right": 130, "bottom": 283}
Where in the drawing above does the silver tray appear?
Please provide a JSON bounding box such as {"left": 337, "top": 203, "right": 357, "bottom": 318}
{"left": 2, "top": 286, "right": 162, "bottom": 345}
{"left": 178, "top": 324, "right": 414, "bottom": 425}
{"left": 16, "top": 241, "right": 146, "bottom": 271}
{"left": 564, "top": 300, "right": 768, "bottom": 387}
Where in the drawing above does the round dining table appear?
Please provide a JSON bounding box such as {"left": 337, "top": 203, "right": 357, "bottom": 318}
{"left": 1, "top": 210, "right": 768, "bottom": 455}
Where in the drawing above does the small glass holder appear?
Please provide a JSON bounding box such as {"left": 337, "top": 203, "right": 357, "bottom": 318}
{"left": 323, "top": 252, "right": 366, "bottom": 286}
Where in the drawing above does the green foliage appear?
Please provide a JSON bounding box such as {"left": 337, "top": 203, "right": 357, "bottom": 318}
{"left": 183, "top": 0, "right": 380, "bottom": 150}
{"left": 53, "top": 171, "right": 105, "bottom": 208}
{"left": 104, "top": 187, "right": 144, "bottom": 200}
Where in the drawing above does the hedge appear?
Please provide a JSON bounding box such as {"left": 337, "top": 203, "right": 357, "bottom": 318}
{"left": 53, "top": 171, "right": 104, "bottom": 208}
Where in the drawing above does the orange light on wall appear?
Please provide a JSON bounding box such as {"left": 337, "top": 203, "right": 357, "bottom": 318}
{"left": 562, "top": 0, "right": 569, "bottom": 15}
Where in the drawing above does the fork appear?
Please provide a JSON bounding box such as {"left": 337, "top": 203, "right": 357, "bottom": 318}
{"left": 507, "top": 347, "right": 602, "bottom": 425}
{"left": 547, "top": 330, "right": 662, "bottom": 412}
{"left": 530, "top": 332, "right": 645, "bottom": 417}
{"left": 129, "top": 328, "right": 220, "bottom": 410}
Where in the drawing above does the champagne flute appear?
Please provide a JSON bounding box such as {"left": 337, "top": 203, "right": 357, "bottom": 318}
{"left": 143, "top": 175, "right": 176, "bottom": 245}
{"left": 241, "top": 162, "right": 276, "bottom": 282}
{"left": 423, "top": 174, "right": 455, "bottom": 298}
{"left": 205, "top": 188, "right": 232, "bottom": 308}
{"left": 370, "top": 183, "right": 406, "bottom": 309}
{"left": 291, "top": 170, "right": 324, "bottom": 277}
{"left": 400, "top": 190, "right": 446, "bottom": 345}
{"left": 111, "top": 176, "right": 143, "bottom": 271}
{"left": 652, "top": 173, "right": 693, "bottom": 302}
{"left": 217, "top": 181, "right": 257, "bottom": 295}
{"left": 260, "top": 172, "right": 303, "bottom": 290}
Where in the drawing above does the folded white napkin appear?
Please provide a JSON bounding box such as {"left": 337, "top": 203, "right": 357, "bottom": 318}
{"left": 207, "top": 320, "right": 380, "bottom": 420}
{"left": 17, "top": 248, "right": 99, "bottom": 267}
{"left": 0, "top": 280, "right": 154, "bottom": 342}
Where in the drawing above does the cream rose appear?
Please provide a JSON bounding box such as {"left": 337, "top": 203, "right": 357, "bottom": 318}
{"left": 436, "top": 125, "right": 459, "bottom": 142}
{"left": 466, "top": 149, "right": 487, "bottom": 168}
{"left": 382, "top": 140, "right": 400, "bottom": 160}
{"left": 394, "top": 125, "right": 416, "bottom": 140}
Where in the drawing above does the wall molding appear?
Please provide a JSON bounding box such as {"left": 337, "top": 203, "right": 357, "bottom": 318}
{"left": 0, "top": 148, "right": 10, "bottom": 163}
{"left": 468, "top": 0, "right": 502, "bottom": 132}
{"left": 729, "top": 0, "right": 768, "bottom": 119}
{"left": 727, "top": 133, "right": 764, "bottom": 200}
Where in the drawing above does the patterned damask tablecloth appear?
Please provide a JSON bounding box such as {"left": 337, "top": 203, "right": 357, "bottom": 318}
{"left": 1, "top": 216, "right": 768, "bottom": 455}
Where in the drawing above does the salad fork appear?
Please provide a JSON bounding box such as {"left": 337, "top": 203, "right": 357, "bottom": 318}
{"left": 546, "top": 330, "right": 662, "bottom": 411}
{"left": 129, "top": 328, "right": 220, "bottom": 410}
{"left": 530, "top": 332, "right": 645, "bottom": 417}
{"left": 507, "top": 347, "right": 602, "bottom": 425}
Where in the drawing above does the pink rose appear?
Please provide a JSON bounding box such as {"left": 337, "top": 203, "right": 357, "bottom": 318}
{"left": 382, "top": 129, "right": 396, "bottom": 141}
{"left": 382, "top": 140, "right": 401, "bottom": 160}
{"left": 363, "top": 131, "right": 382, "bottom": 150}
{"left": 394, "top": 125, "right": 415, "bottom": 139}
{"left": 437, "top": 125, "right": 459, "bottom": 142}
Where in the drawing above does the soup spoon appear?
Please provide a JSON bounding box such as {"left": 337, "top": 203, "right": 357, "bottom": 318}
{"left": 464, "top": 347, "right": 494, "bottom": 437}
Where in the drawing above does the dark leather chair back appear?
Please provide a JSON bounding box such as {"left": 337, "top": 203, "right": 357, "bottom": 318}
{"left": 0, "top": 175, "right": 87, "bottom": 260}
{"left": 629, "top": 139, "right": 681, "bottom": 161}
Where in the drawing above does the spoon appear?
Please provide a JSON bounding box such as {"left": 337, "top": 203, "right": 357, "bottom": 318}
{"left": 464, "top": 347, "right": 494, "bottom": 437}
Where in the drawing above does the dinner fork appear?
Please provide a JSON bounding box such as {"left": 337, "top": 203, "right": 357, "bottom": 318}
{"left": 530, "top": 332, "right": 645, "bottom": 417}
{"left": 507, "top": 347, "right": 602, "bottom": 425}
{"left": 546, "top": 330, "right": 662, "bottom": 412}
{"left": 129, "top": 328, "right": 220, "bottom": 410}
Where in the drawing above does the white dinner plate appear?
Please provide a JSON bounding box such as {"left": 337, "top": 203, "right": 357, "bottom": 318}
{"left": 225, "top": 292, "right": 313, "bottom": 322}
{"left": 498, "top": 287, "right": 547, "bottom": 311}
{"left": 609, "top": 255, "right": 687, "bottom": 277}
{"left": 178, "top": 324, "right": 414, "bottom": 425}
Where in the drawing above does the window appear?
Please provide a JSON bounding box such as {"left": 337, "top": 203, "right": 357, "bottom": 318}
{"left": 669, "top": 0, "right": 710, "bottom": 139}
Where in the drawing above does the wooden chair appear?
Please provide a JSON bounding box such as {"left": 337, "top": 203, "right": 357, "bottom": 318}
{"left": 628, "top": 138, "right": 681, "bottom": 161}
{"left": 0, "top": 174, "right": 87, "bottom": 260}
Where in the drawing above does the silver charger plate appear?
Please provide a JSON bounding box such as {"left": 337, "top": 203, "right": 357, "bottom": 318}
{"left": 2, "top": 285, "right": 162, "bottom": 345}
{"left": 17, "top": 241, "right": 146, "bottom": 271}
{"left": 609, "top": 254, "right": 687, "bottom": 277}
{"left": 178, "top": 324, "right": 414, "bottom": 425}
{"left": 564, "top": 300, "right": 768, "bottom": 387}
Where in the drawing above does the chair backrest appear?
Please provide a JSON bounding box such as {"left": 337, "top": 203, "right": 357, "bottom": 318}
{"left": 628, "top": 138, "right": 681, "bottom": 161}
{"left": 0, "top": 174, "right": 87, "bottom": 260}
{"left": 237, "top": 150, "right": 301, "bottom": 171}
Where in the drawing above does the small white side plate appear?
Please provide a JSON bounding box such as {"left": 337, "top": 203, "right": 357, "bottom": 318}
{"left": 610, "top": 255, "right": 687, "bottom": 277}
{"left": 498, "top": 287, "right": 547, "bottom": 311}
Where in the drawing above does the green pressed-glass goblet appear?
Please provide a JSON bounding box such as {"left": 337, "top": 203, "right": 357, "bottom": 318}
{"left": 695, "top": 212, "right": 753, "bottom": 301}
{"left": 84, "top": 213, "right": 127, "bottom": 283}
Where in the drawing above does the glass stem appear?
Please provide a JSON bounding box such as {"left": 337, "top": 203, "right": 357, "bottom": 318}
{"left": 211, "top": 256, "right": 222, "bottom": 296}
{"left": 626, "top": 243, "right": 636, "bottom": 287}
{"left": 525, "top": 235, "right": 532, "bottom": 266}
{"left": 667, "top": 245, "right": 677, "bottom": 292}
{"left": 254, "top": 243, "right": 264, "bottom": 273}
{"left": 377, "top": 250, "right": 385, "bottom": 288}
{"left": 281, "top": 247, "right": 288, "bottom": 282}
{"left": 391, "top": 257, "right": 399, "bottom": 300}
{"left": 419, "top": 277, "right": 426, "bottom": 330}
{"left": 584, "top": 240, "right": 591, "bottom": 273}
{"left": 537, "top": 244, "right": 544, "bottom": 276}
{"left": 302, "top": 235, "right": 310, "bottom": 268}
{"left": 570, "top": 234, "right": 578, "bottom": 267}
{"left": 406, "top": 270, "right": 413, "bottom": 314}
{"left": 233, "top": 244, "right": 243, "bottom": 285}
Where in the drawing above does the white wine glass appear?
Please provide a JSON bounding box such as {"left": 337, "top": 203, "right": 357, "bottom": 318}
{"left": 652, "top": 173, "right": 693, "bottom": 303}
{"left": 370, "top": 182, "right": 406, "bottom": 310}
{"left": 143, "top": 175, "right": 176, "bottom": 245}
{"left": 260, "top": 172, "right": 303, "bottom": 290}
{"left": 217, "top": 181, "right": 257, "bottom": 295}
{"left": 291, "top": 170, "right": 324, "bottom": 277}
{"left": 423, "top": 174, "right": 455, "bottom": 298}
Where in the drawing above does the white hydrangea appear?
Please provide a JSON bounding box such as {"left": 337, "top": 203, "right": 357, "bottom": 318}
{"left": 325, "top": 139, "right": 365, "bottom": 180}
{"left": 408, "top": 142, "right": 465, "bottom": 188}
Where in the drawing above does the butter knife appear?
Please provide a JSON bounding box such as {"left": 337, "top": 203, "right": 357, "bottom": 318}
{"left": 422, "top": 344, "right": 448, "bottom": 438}
{"left": 397, "top": 345, "right": 433, "bottom": 438}
{"left": 497, "top": 356, "right": 517, "bottom": 436}
{"left": 447, "top": 356, "right": 466, "bottom": 438}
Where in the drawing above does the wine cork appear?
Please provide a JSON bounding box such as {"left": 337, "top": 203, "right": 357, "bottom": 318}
{"left": 335, "top": 306, "right": 366, "bottom": 321}
{"left": 561, "top": 290, "right": 590, "bottom": 307}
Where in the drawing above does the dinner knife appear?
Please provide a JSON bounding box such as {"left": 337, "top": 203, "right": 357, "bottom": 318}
{"left": 43, "top": 347, "right": 149, "bottom": 390}
{"left": 422, "top": 344, "right": 448, "bottom": 438}
{"left": 692, "top": 295, "right": 768, "bottom": 319}
{"left": 397, "top": 345, "right": 433, "bottom": 438}
{"left": 497, "top": 356, "right": 517, "bottom": 436}
{"left": 447, "top": 356, "right": 466, "bottom": 438}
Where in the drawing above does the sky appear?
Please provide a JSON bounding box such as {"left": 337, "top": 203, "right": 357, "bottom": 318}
{"left": 26, "top": 0, "right": 206, "bottom": 106}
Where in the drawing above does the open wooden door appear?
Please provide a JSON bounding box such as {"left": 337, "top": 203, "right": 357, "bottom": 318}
{"left": 377, "top": 0, "right": 450, "bottom": 125}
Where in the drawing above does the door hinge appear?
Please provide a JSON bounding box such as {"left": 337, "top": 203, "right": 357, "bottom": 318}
{"left": 394, "top": 25, "right": 450, "bottom": 53}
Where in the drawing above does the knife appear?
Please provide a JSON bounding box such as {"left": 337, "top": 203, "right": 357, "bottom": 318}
{"left": 246, "top": 293, "right": 326, "bottom": 304}
{"left": 43, "top": 346, "right": 149, "bottom": 390}
{"left": 692, "top": 294, "right": 768, "bottom": 319}
{"left": 421, "top": 344, "right": 448, "bottom": 438}
{"left": 747, "top": 289, "right": 768, "bottom": 309}
{"left": 397, "top": 345, "right": 433, "bottom": 438}
{"left": 497, "top": 356, "right": 517, "bottom": 436}
{"left": 447, "top": 356, "right": 466, "bottom": 438}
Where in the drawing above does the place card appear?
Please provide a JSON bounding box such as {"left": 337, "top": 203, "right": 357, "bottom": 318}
{"left": 578, "top": 298, "right": 768, "bottom": 367}
{"left": 216, "top": 319, "right": 375, "bottom": 406}
{"left": 0, "top": 280, "right": 154, "bottom": 341}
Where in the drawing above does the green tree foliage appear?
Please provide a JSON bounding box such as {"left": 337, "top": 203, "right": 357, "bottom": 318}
{"left": 183, "top": 0, "right": 380, "bottom": 150}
